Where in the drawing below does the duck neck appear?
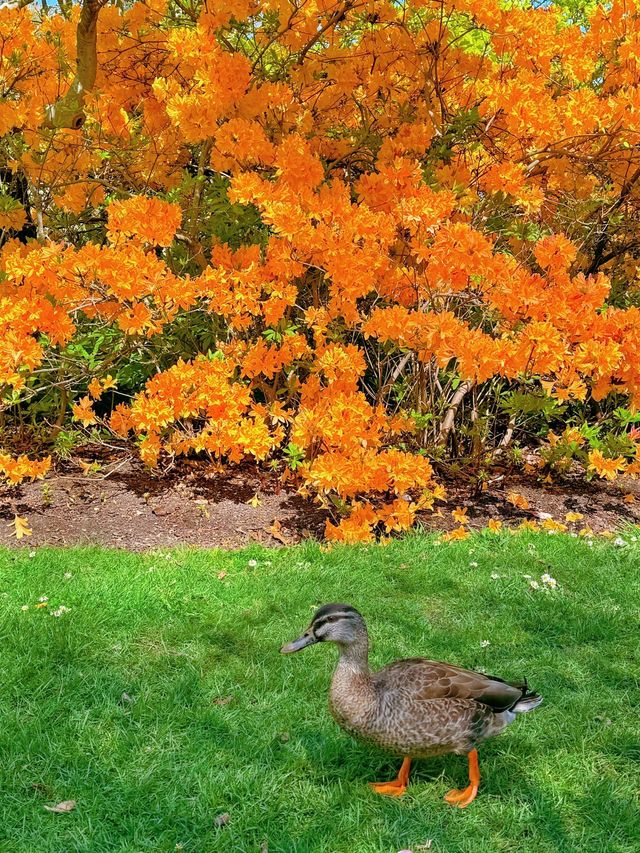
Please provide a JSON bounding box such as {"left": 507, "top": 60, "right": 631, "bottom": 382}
{"left": 329, "top": 632, "right": 373, "bottom": 719}
{"left": 335, "top": 632, "right": 370, "bottom": 676}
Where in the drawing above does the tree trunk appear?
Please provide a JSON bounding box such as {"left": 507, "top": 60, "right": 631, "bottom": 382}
{"left": 43, "top": 0, "right": 107, "bottom": 130}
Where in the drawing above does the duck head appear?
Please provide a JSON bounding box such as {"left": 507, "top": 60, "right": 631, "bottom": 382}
{"left": 280, "top": 603, "right": 366, "bottom": 653}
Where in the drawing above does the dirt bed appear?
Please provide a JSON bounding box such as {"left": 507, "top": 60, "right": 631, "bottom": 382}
{"left": 1, "top": 447, "right": 639, "bottom": 550}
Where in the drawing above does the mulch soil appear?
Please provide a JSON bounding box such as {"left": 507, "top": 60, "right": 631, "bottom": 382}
{"left": 1, "top": 444, "right": 639, "bottom": 550}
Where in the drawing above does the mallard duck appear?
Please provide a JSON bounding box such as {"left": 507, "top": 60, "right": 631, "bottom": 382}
{"left": 281, "top": 603, "right": 542, "bottom": 807}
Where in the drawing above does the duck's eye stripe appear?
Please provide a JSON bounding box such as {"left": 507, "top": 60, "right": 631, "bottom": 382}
{"left": 313, "top": 612, "right": 354, "bottom": 630}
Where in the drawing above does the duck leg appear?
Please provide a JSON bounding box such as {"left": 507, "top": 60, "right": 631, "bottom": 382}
{"left": 369, "top": 756, "right": 412, "bottom": 797}
{"left": 444, "top": 749, "right": 480, "bottom": 808}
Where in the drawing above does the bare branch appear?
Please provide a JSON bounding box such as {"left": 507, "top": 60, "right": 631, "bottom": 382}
{"left": 438, "top": 380, "right": 473, "bottom": 445}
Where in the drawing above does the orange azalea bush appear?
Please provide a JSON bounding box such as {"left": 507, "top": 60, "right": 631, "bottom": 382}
{"left": 1, "top": 0, "right": 640, "bottom": 539}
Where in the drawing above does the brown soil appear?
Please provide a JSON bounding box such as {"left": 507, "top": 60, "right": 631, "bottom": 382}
{"left": 1, "top": 446, "right": 639, "bottom": 550}
{"left": 0, "top": 449, "right": 328, "bottom": 550}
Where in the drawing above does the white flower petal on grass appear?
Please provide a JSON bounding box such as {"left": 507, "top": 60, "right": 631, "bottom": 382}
{"left": 63, "top": 572, "right": 73, "bottom": 580}
{"left": 51, "top": 605, "right": 71, "bottom": 617}
{"left": 480, "top": 639, "right": 491, "bottom": 648}
{"left": 247, "top": 559, "right": 258, "bottom": 567}
{"left": 613, "top": 537, "right": 627, "bottom": 548}
{"left": 470, "top": 561, "right": 478, "bottom": 567}
{"left": 529, "top": 580, "right": 540, "bottom": 590}
{"left": 541, "top": 573, "right": 557, "bottom": 589}
{"left": 490, "top": 572, "right": 500, "bottom": 580}
{"left": 21, "top": 605, "right": 29, "bottom": 611}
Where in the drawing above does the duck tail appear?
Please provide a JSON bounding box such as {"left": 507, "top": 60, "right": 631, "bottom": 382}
{"left": 511, "top": 682, "right": 543, "bottom": 714}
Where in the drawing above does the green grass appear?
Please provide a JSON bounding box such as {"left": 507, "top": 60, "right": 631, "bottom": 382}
{"left": 1, "top": 532, "right": 639, "bottom": 853}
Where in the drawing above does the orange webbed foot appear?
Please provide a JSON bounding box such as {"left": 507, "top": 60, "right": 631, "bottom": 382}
{"left": 369, "top": 780, "right": 407, "bottom": 797}
{"left": 444, "top": 749, "right": 480, "bottom": 808}
{"left": 369, "top": 756, "right": 411, "bottom": 797}
{"left": 444, "top": 783, "right": 478, "bottom": 808}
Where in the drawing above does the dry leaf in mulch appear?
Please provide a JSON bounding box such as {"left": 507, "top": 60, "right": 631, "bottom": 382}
{"left": 507, "top": 491, "right": 530, "bottom": 510}
{"left": 12, "top": 515, "right": 32, "bottom": 540}
{"left": 267, "top": 519, "right": 290, "bottom": 545}
{"left": 44, "top": 800, "right": 76, "bottom": 814}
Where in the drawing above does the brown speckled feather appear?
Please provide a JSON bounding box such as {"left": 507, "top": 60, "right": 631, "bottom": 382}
{"left": 373, "top": 658, "right": 526, "bottom": 710}
{"left": 329, "top": 658, "right": 528, "bottom": 758}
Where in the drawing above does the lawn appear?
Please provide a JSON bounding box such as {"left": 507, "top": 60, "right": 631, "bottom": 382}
{"left": 1, "top": 532, "right": 639, "bottom": 853}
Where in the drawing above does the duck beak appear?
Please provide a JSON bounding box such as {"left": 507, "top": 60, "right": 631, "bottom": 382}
{"left": 280, "top": 631, "right": 317, "bottom": 654}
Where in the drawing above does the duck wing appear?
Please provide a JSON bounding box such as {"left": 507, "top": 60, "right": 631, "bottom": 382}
{"left": 372, "top": 658, "right": 528, "bottom": 712}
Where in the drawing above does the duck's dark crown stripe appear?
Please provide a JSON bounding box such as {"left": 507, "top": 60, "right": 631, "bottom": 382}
{"left": 313, "top": 611, "right": 360, "bottom": 630}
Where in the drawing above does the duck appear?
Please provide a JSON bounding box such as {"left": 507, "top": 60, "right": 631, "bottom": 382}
{"left": 281, "top": 603, "right": 542, "bottom": 807}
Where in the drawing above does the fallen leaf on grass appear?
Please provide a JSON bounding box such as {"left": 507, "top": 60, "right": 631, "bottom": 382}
{"left": 217, "top": 571, "right": 227, "bottom": 580}
{"left": 213, "top": 695, "right": 234, "bottom": 706}
{"left": 11, "top": 515, "right": 32, "bottom": 539}
{"left": 214, "top": 812, "right": 230, "bottom": 828}
{"left": 440, "top": 526, "right": 470, "bottom": 542}
{"left": 44, "top": 800, "right": 76, "bottom": 814}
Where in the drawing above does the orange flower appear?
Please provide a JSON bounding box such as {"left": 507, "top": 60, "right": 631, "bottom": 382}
{"left": 588, "top": 449, "right": 627, "bottom": 481}
{"left": 72, "top": 396, "right": 97, "bottom": 427}
{"left": 107, "top": 197, "right": 182, "bottom": 247}
{"left": 452, "top": 506, "right": 468, "bottom": 524}
{"left": 441, "top": 526, "right": 470, "bottom": 542}
{"left": 0, "top": 453, "right": 51, "bottom": 485}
